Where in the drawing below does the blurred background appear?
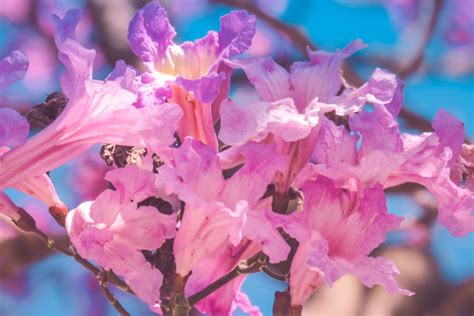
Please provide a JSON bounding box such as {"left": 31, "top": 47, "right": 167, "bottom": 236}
{"left": 0, "top": 0, "right": 473, "bottom": 315}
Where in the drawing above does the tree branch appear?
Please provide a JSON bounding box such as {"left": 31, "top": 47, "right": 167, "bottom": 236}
{"left": 98, "top": 270, "right": 131, "bottom": 316}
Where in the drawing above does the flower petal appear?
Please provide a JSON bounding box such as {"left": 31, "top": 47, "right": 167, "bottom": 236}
{"left": 127, "top": 2, "right": 176, "bottom": 63}
{"left": 0, "top": 107, "right": 29, "bottom": 147}
{"left": 0, "top": 50, "right": 28, "bottom": 90}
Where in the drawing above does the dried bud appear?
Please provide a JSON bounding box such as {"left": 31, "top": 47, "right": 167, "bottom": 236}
{"left": 100, "top": 144, "right": 147, "bottom": 168}
{"left": 25, "top": 92, "right": 68, "bottom": 128}
{"left": 138, "top": 196, "right": 174, "bottom": 215}
{"left": 49, "top": 204, "right": 69, "bottom": 227}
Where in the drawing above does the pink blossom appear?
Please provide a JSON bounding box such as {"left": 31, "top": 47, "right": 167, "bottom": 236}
{"left": 0, "top": 9, "right": 182, "bottom": 190}
{"left": 269, "top": 179, "right": 412, "bottom": 306}
{"left": 312, "top": 102, "right": 473, "bottom": 236}
{"left": 158, "top": 138, "right": 290, "bottom": 277}
{"left": 220, "top": 40, "right": 397, "bottom": 194}
{"left": 128, "top": 2, "right": 256, "bottom": 149}
{"left": 66, "top": 166, "right": 177, "bottom": 311}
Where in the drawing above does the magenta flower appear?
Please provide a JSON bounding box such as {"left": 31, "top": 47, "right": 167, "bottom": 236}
{"left": 312, "top": 101, "right": 473, "bottom": 236}
{"left": 66, "top": 166, "right": 177, "bottom": 312}
{"left": 157, "top": 138, "right": 290, "bottom": 277}
{"left": 128, "top": 2, "right": 256, "bottom": 149}
{"left": 220, "top": 40, "right": 397, "bottom": 194}
{"left": 269, "top": 179, "right": 412, "bottom": 306}
{"left": 0, "top": 9, "right": 182, "bottom": 190}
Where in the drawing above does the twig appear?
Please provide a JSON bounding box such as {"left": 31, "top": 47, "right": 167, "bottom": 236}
{"left": 398, "top": 0, "right": 443, "bottom": 79}
{"left": 98, "top": 270, "right": 131, "bottom": 316}
{"left": 187, "top": 252, "right": 267, "bottom": 306}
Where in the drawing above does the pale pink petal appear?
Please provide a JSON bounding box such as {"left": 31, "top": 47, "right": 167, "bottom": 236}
{"left": 0, "top": 50, "right": 28, "bottom": 90}
{"left": 220, "top": 142, "right": 286, "bottom": 207}
{"left": 307, "top": 236, "right": 413, "bottom": 296}
{"left": 349, "top": 104, "right": 403, "bottom": 156}
{"left": 158, "top": 138, "right": 225, "bottom": 203}
{"left": 224, "top": 57, "right": 291, "bottom": 102}
{"left": 219, "top": 99, "right": 271, "bottom": 145}
{"left": 104, "top": 166, "right": 157, "bottom": 203}
{"left": 323, "top": 68, "right": 397, "bottom": 116}
{"left": 173, "top": 201, "right": 246, "bottom": 276}
{"left": 432, "top": 108, "right": 465, "bottom": 167}
{"left": 290, "top": 39, "right": 366, "bottom": 109}
{"left": 0, "top": 107, "right": 29, "bottom": 147}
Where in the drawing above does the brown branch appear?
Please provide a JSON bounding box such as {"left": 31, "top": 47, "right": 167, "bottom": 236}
{"left": 398, "top": 0, "right": 443, "bottom": 79}
{"left": 187, "top": 252, "right": 267, "bottom": 306}
{"left": 98, "top": 270, "right": 131, "bottom": 316}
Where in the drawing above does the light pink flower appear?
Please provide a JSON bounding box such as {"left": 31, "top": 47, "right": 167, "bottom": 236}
{"left": 312, "top": 102, "right": 473, "bottom": 236}
{"left": 0, "top": 52, "right": 67, "bottom": 221}
{"left": 269, "top": 179, "right": 412, "bottom": 306}
{"left": 158, "top": 138, "right": 290, "bottom": 277}
{"left": 0, "top": 9, "right": 181, "bottom": 189}
{"left": 66, "top": 166, "right": 177, "bottom": 311}
{"left": 220, "top": 40, "right": 397, "bottom": 194}
{"left": 128, "top": 2, "right": 256, "bottom": 149}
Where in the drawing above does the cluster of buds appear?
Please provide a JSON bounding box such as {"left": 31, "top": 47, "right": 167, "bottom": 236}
{"left": 0, "top": 2, "right": 472, "bottom": 315}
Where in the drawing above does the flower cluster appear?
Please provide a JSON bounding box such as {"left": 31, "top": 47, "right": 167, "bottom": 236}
{"left": 0, "top": 2, "right": 472, "bottom": 315}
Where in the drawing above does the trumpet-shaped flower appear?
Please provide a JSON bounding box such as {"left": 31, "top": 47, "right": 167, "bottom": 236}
{"left": 66, "top": 166, "right": 177, "bottom": 311}
{"left": 128, "top": 2, "right": 256, "bottom": 149}
{"left": 269, "top": 178, "right": 412, "bottom": 306}
{"left": 157, "top": 138, "right": 290, "bottom": 277}
{"left": 312, "top": 101, "right": 474, "bottom": 236}
{"left": 0, "top": 9, "right": 182, "bottom": 189}
{"left": 219, "top": 40, "right": 398, "bottom": 194}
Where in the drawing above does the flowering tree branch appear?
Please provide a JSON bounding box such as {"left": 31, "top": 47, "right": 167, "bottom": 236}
{"left": 211, "top": 0, "right": 444, "bottom": 135}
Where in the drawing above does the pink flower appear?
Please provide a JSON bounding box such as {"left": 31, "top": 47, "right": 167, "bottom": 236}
{"left": 219, "top": 40, "right": 397, "bottom": 194}
{"left": 312, "top": 101, "right": 473, "bottom": 236}
{"left": 269, "top": 179, "right": 412, "bottom": 306}
{"left": 66, "top": 166, "right": 177, "bottom": 311}
{"left": 128, "top": 2, "right": 256, "bottom": 149}
{"left": 0, "top": 9, "right": 182, "bottom": 189}
{"left": 158, "top": 138, "right": 290, "bottom": 277}
{"left": 0, "top": 52, "right": 67, "bottom": 223}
